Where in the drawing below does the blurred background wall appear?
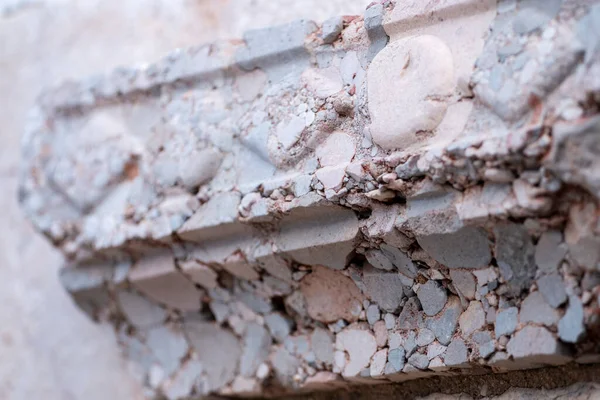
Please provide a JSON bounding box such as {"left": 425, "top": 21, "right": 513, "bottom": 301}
{"left": 0, "top": 1, "right": 368, "bottom": 398}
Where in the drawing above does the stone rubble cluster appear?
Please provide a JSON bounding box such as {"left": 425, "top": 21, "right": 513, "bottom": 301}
{"left": 19, "top": 0, "right": 600, "bottom": 399}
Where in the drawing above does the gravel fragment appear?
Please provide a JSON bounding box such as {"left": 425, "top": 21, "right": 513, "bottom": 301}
{"left": 265, "top": 313, "right": 293, "bottom": 342}
{"left": 118, "top": 290, "right": 166, "bottom": 329}
{"left": 416, "top": 280, "right": 448, "bottom": 316}
{"left": 472, "top": 330, "right": 495, "bottom": 359}
{"left": 416, "top": 227, "right": 492, "bottom": 269}
{"left": 362, "top": 264, "right": 408, "bottom": 313}
{"left": 537, "top": 273, "right": 567, "bottom": 308}
{"left": 240, "top": 323, "right": 272, "bottom": 377}
{"left": 162, "top": 360, "right": 204, "bottom": 400}
{"left": 373, "top": 320, "right": 388, "bottom": 347}
{"left": 311, "top": 328, "right": 334, "bottom": 365}
{"left": 459, "top": 301, "right": 486, "bottom": 336}
{"left": 147, "top": 325, "right": 189, "bottom": 377}
{"left": 507, "top": 326, "right": 570, "bottom": 364}
{"left": 535, "top": 230, "right": 566, "bottom": 273}
{"left": 321, "top": 16, "right": 343, "bottom": 44}
{"left": 370, "top": 349, "right": 388, "bottom": 377}
{"left": 367, "top": 304, "right": 381, "bottom": 325}
{"left": 336, "top": 327, "right": 377, "bottom": 377}
{"left": 494, "top": 223, "right": 536, "bottom": 297}
{"left": 402, "top": 331, "right": 418, "bottom": 357}
{"left": 366, "top": 249, "right": 394, "bottom": 271}
{"left": 512, "top": 0, "right": 561, "bottom": 34}
{"left": 271, "top": 347, "right": 300, "bottom": 386}
{"left": 428, "top": 357, "right": 446, "bottom": 370}
{"left": 416, "top": 328, "right": 435, "bottom": 347}
{"left": 426, "top": 342, "right": 447, "bottom": 360}
{"left": 184, "top": 322, "right": 241, "bottom": 390}
{"left": 408, "top": 352, "right": 429, "bottom": 370}
{"left": 209, "top": 301, "right": 230, "bottom": 323}
{"left": 387, "top": 347, "right": 406, "bottom": 372}
{"left": 558, "top": 296, "right": 585, "bottom": 343}
{"left": 520, "top": 291, "right": 559, "bottom": 327}
{"left": 495, "top": 306, "right": 518, "bottom": 337}
{"left": 397, "top": 297, "right": 424, "bottom": 330}
{"left": 425, "top": 296, "right": 462, "bottom": 346}
{"left": 444, "top": 338, "right": 468, "bottom": 366}
{"left": 449, "top": 270, "right": 476, "bottom": 300}
{"left": 237, "top": 290, "right": 273, "bottom": 315}
{"left": 388, "top": 332, "right": 402, "bottom": 349}
{"left": 300, "top": 265, "right": 364, "bottom": 323}
{"left": 384, "top": 313, "right": 396, "bottom": 329}
{"left": 384, "top": 362, "right": 397, "bottom": 375}
{"left": 380, "top": 244, "right": 418, "bottom": 278}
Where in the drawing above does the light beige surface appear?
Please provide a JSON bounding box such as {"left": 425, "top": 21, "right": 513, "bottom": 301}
{"left": 0, "top": 0, "right": 368, "bottom": 398}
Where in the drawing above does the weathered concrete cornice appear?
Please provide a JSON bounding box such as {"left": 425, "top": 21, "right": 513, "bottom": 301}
{"left": 19, "top": 0, "right": 600, "bottom": 398}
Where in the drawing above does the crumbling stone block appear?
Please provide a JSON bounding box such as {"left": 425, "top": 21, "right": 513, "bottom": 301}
{"left": 19, "top": 0, "right": 600, "bottom": 398}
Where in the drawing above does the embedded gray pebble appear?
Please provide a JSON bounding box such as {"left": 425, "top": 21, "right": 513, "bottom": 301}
{"left": 388, "top": 332, "right": 402, "bottom": 350}
{"left": 284, "top": 335, "right": 310, "bottom": 356}
{"left": 384, "top": 313, "right": 396, "bottom": 329}
{"left": 397, "top": 297, "right": 424, "bottom": 330}
{"left": 272, "top": 347, "right": 301, "bottom": 385}
{"left": 558, "top": 296, "right": 585, "bottom": 343}
{"left": 507, "top": 325, "right": 568, "bottom": 361}
{"left": 520, "top": 291, "right": 559, "bottom": 327}
{"left": 403, "top": 331, "right": 418, "bottom": 357}
{"left": 362, "top": 265, "right": 408, "bottom": 313}
{"left": 146, "top": 325, "right": 189, "bottom": 377}
{"left": 537, "top": 273, "right": 567, "bottom": 308}
{"left": 367, "top": 304, "right": 381, "bottom": 325}
{"left": 321, "top": 16, "right": 344, "bottom": 44}
{"left": 427, "top": 342, "right": 447, "bottom": 360}
{"left": 384, "top": 362, "right": 397, "bottom": 375}
{"left": 311, "top": 328, "right": 334, "bottom": 365}
{"left": 237, "top": 291, "right": 273, "bottom": 315}
{"left": 366, "top": 249, "right": 394, "bottom": 271}
{"left": 416, "top": 328, "right": 436, "bottom": 347}
{"left": 380, "top": 244, "right": 418, "bottom": 278}
{"left": 363, "top": 3, "right": 388, "bottom": 65}
{"left": 495, "top": 306, "right": 518, "bottom": 337}
{"left": 183, "top": 322, "right": 241, "bottom": 390}
{"left": 118, "top": 290, "right": 167, "bottom": 329}
{"left": 416, "top": 227, "right": 492, "bottom": 269}
{"left": 209, "top": 301, "right": 230, "bottom": 323}
{"left": 425, "top": 296, "right": 462, "bottom": 345}
{"left": 512, "top": 0, "right": 561, "bottom": 34}
{"left": 416, "top": 280, "right": 447, "bottom": 316}
{"left": 449, "top": 270, "right": 476, "bottom": 300}
{"left": 265, "top": 313, "right": 293, "bottom": 342}
{"left": 535, "top": 231, "right": 566, "bottom": 273}
{"left": 444, "top": 338, "right": 468, "bottom": 366}
{"left": 494, "top": 223, "right": 536, "bottom": 297}
{"left": 163, "top": 360, "right": 204, "bottom": 400}
{"left": 408, "top": 352, "right": 429, "bottom": 370}
{"left": 459, "top": 301, "right": 486, "bottom": 336}
{"left": 240, "top": 323, "right": 271, "bottom": 377}
{"left": 472, "top": 330, "right": 495, "bottom": 359}
{"left": 387, "top": 347, "right": 406, "bottom": 372}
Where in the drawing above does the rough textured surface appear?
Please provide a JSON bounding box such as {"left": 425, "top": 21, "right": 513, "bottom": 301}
{"left": 16, "top": 0, "right": 600, "bottom": 398}
{"left": 1, "top": 1, "right": 371, "bottom": 399}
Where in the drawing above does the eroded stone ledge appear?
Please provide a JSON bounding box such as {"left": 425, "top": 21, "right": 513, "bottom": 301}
{"left": 284, "top": 364, "right": 600, "bottom": 399}
{"left": 19, "top": 0, "right": 600, "bottom": 399}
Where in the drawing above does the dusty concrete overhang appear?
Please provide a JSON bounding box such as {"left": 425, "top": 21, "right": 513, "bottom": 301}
{"left": 18, "top": 0, "right": 600, "bottom": 398}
